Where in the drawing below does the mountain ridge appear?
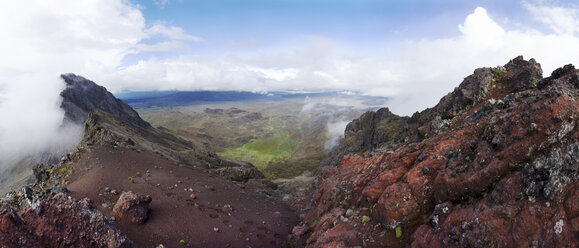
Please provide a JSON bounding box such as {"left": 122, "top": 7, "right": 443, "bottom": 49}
{"left": 0, "top": 74, "right": 298, "bottom": 247}
{"left": 0, "top": 56, "right": 577, "bottom": 247}
{"left": 295, "top": 56, "right": 579, "bottom": 247}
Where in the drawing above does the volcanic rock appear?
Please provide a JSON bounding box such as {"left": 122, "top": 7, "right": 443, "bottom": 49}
{"left": 0, "top": 193, "right": 133, "bottom": 247}
{"left": 292, "top": 225, "right": 310, "bottom": 236}
{"left": 298, "top": 56, "right": 579, "bottom": 247}
{"left": 113, "top": 191, "right": 152, "bottom": 225}
{"left": 32, "top": 164, "right": 49, "bottom": 184}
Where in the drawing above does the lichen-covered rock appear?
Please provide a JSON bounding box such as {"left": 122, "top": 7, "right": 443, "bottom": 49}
{"left": 0, "top": 193, "right": 133, "bottom": 247}
{"left": 113, "top": 191, "right": 152, "bottom": 225}
{"left": 524, "top": 143, "right": 579, "bottom": 201}
{"left": 296, "top": 57, "right": 579, "bottom": 247}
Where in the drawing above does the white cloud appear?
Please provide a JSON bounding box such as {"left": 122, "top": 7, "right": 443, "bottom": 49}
{"left": 524, "top": 1, "right": 579, "bottom": 35}
{"left": 383, "top": 4, "right": 579, "bottom": 114}
{"left": 136, "top": 41, "right": 191, "bottom": 52}
{"left": 458, "top": 7, "right": 505, "bottom": 45}
{"left": 0, "top": 0, "right": 145, "bottom": 75}
{"left": 324, "top": 120, "right": 350, "bottom": 150}
{"left": 145, "top": 24, "right": 204, "bottom": 42}
{"left": 248, "top": 67, "right": 299, "bottom": 81}
{"left": 153, "top": 0, "right": 170, "bottom": 9}
{"left": 105, "top": 37, "right": 398, "bottom": 95}
{"left": 0, "top": 0, "right": 147, "bottom": 166}
{"left": 0, "top": 0, "right": 203, "bottom": 169}
{"left": 98, "top": 3, "right": 579, "bottom": 117}
{"left": 153, "top": 0, "right": 182, "bottom": 9}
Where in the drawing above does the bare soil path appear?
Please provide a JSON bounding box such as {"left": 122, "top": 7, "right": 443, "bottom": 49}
{"left": 67, "top": 145, "right": 299, "bottom": 247}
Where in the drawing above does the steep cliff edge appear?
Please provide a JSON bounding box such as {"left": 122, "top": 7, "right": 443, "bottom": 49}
{"left": 296, "top": 56, "right": 579, "bottom": 247}
{"left": 60, "top": 73, "right": 150, "bottom": 129}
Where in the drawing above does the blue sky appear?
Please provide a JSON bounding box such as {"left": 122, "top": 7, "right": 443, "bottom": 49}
{"left": 132, "top": 0, "right": 531, "bottom": 59}
{"left": 135, "top": 1, "right": 557, "bottom": 48}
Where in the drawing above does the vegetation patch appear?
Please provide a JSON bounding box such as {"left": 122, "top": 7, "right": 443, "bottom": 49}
{"left": 137, "top": 98, "right": 370, "bottom": 179}
{"left": 395, "top": 226, "right": 403, "bottom": 238}
{"left": 219, "top": 126, "right": 299, "bottom": 172}
{"left": 362, "top": 215, "right": 371, "bottom": 224}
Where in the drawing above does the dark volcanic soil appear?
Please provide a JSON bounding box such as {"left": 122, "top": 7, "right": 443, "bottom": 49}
{"left": 66, "top": 145, "right": 299, "bottom": 247}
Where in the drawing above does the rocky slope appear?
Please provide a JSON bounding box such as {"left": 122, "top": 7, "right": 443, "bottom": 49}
{"left": 1, "top": 75, "right": 295, "bottom": 247}
{"left": 295, "top": 56, "right": 579, "bottom": 247}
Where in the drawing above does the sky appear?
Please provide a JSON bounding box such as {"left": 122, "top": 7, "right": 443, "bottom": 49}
{"left": 0, "top": 0, "right": 578, "bottom": 162}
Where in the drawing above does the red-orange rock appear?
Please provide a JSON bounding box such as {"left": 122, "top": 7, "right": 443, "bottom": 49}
{"left": 113, "top": 191, "right": 152, "bottom": 225}
{"left": 0, "top": 193, "right": 133, "bottom": 247}
{"left": 292, "top": 225, "right": 310, "bottom": 237}
{"left": 375, "top": 182, "right": 419, "bottom": 228}
{"left": 295, "top": 57, "right": 579, "bottom": 247}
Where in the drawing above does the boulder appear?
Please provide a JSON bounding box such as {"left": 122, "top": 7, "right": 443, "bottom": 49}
{"left": 113, "top": 191, "right": 152, "bottom": 225}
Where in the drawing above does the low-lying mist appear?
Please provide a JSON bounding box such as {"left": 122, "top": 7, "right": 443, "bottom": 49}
{"left": 299, "top": 96, "right": 381, "bottom": 151}
{"left": 0, "top": 75, "right": 82, "bottom": 191}
{"left": 324, "top": 120, "right": 350, "bottom": 150}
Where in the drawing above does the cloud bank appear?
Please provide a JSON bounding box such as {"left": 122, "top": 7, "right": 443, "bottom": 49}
{"left": 0, "top": 0, "right": 198, "bottom": 169}
{"left": 96, "top": 3, "right": 578, "bottom": 116}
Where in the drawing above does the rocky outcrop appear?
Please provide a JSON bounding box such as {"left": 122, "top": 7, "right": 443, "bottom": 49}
{"left": 298, "top": 57, "right": 579, "bottom": 247}
{"left": 113, "top": 191, "right": 152, "bottom": 225}
{"left": 343, "top": 107, "right": 410, "bottom": 153}
{"left": 340, "top": 56, "right": 543, "bottom": 157}
{"left": 60, "top": 73, "right": 150, "bottom": 128}
{"left": 0, "top": 193, "right": 133, "bottom": 247}
{"left": 216, "top": 158, "right": 266, "bottom": 182}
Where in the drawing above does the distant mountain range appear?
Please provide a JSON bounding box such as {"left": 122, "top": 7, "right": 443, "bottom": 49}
{"left": 116, "top": 90, "right": 384, "bottom": 108}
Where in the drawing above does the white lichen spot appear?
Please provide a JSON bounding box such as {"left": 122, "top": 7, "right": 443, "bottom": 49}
{"left": 442, "top": 206, "right": 449, "bottom": 214}
{"left": 554, "top": 219, "right": 564, "bottom": 235}
{"left": 432, "top": 215, "right": 439, "bottom": 226}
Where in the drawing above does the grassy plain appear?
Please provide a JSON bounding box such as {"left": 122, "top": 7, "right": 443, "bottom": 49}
{"left": 134, "top": 96, "right": 383, "bottom": 178}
